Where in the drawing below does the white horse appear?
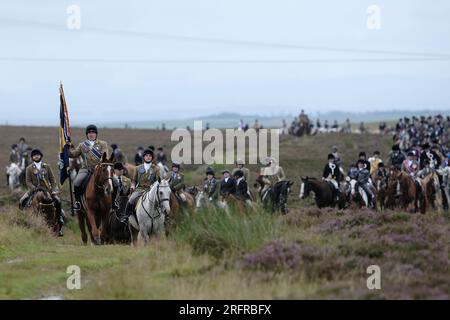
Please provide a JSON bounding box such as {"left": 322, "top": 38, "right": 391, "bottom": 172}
{"left": 437, "top": 167, "right": 450, "bottom": 209}
{"left": 6, "top": 162, "right": 23, "bottom": 192}
{"left": 156, "top": 162, "right": 170, "bottom": 179}
{"left": 128, "top": 179, "right": 171, "bottom": 246}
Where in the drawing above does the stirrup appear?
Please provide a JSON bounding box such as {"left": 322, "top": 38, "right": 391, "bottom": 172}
{"left": 73, "top": 201, "right": 81, "bottom": 211}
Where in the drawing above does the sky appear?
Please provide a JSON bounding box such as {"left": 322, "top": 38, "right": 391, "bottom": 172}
{"left": 0, "top": 0, "right": 449, "bottom": 126}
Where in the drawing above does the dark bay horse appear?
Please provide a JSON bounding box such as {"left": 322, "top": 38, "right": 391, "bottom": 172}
{"left": 255, "top": 175, "right": 293, "bottom": 214}
{"left": 29, "top": 187, "right": 62, "bottom": 236}
{"left": 396, "top": 171, "right": 419, "bottom": 213}
{"left": 77, "top": 153, "right": 115, "bottom": 245}
{"left": 299, "top": 176, "right": 346, "bottom": 209}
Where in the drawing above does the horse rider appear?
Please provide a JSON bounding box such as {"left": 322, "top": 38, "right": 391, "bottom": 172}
{"left": 168, "top": 161, "right": 186, "bottom": 203}
{"left": 331, "top": 146, "right": 342, "bottom": 166}
{"left": 17, "top": 137, "right": 29, "bottom": 164}
{"left": 68, "top": 124, "right": 109, "bottom": 211}
{"left": 368, "top": 151, "right": 383, "bottom": 175}
{"left": 204, "top": 167, "right": 220, "bottom": 202}
{"left": 260, "top": 157, "right": 286, "bottom": 196}
{"left": 356, "top": 151, "right": 371, "bottom": 173}
{"left": 134, "top": 146, "right": 144, "bottom": 166}
{"left": 388, "top": 144, "right": 406, "bottom": 171}
{"left": 111, "top": 144, "right": 128, "bottom": 164}
{"left": 234, "top": 169, "right": 251, "bottom": 205}
{"left": 19, "top": 149, "right": 64, "bottom": 228}
{"left": 220, "top": 169, "right": 236, "bottom": 196}
{"left": 419, "top": 143, "right": 440, "bottom": 169}
{"left": 156, "top": 147, "right": 167, "bottom": 165}
{"left": 322, "top": 153, "right": 342, "bottom": 202}
{"left": 355, "top": 159, "right": 375, "bottom": 208}
{"left": 401, "top": 151, "right": 419, "bottom": 178}
{"left": 125, "top": 149, "right": 160, "bottom": 218}
{"left": 232, "top": 159, "right": 250, "bottom": 182}
{"left": 6, "top": 144, "right": 20, "bottom": 186}
{"left": 375, "top": 162, "right": 388, "bottom": 179}
{"left": 111, "top": 162, "right": 132, "bottom": 210}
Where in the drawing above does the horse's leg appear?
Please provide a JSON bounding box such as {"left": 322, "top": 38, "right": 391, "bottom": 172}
{"left": 77, "top": 211, "right": 88, "bottom": 245}
{"left": 86, "top": 206, "right": 101, "bottom": 245}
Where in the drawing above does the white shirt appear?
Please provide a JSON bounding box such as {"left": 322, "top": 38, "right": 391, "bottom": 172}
{"left": 224, "top": 177, "right": 229, "bottom": 183}
{"left": 144, "top": 163, "right": 151, "bottom": 172}
{"left": 87, "top": 140, "right": 95, "bottom": 147}
{"left": 34, "top": 161, "right": 42, "bottom": 171}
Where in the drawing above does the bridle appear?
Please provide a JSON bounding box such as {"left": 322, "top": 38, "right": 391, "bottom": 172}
{"left": 140, "top": 183, "right": 171, "bottom": 219}
{"left": 94, "top": 163, "right": 114, "bottom": 191}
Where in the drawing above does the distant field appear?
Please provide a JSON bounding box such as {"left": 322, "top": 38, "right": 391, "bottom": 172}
{"left": 0, "top": 126, "right": 449, "bottom": 299}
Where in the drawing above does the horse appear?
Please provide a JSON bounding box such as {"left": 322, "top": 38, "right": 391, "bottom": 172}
{"left": 436, "top": 167, "right": 450, "bottom": 210}
{"left": 300, "top": 176, "right": 346, "bottom": 209}
{"left": 6, "top": 162, "right": 23, "bottom": 193}
{"left": 419, "top": 172, "right": 443, "bottom": 213}
{"left": 128, "top": 179, "right": 171, "bottom": 246}
{"left": 349, "top": 178, "right": 376, "bottom": 209}
{"left": 77, "top": 153, "right": 115, "bottom": 245}
{"left": 165, "top": 191, "right": 196, "bottom": 234}
{"left": 372, "top": 173, "right": 388, "bottom": 211}
{"left": 28, "top": 187, "right": 62, "bottom": 236}
{"left": 385, "top": 167, "right": 400, "bottom": 209}
{"left": 107, "top": 195, "right": 131, "bottom": 244}
{"left": 124, "top": 163, "right": 136, "bottom": 180}
{"left": 396, "top": 171, "right": 419, "bottom": 213}
{"left": 156, "top": 162, "right": 170, "bottom": 179}
{"left": 255, "top": 176, "right": 293, "bottom": 214}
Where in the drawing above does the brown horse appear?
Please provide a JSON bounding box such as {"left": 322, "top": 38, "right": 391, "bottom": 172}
{"left": 419, "top": 173, "right": 442, "bottom": 213}
{"left": 219, "top": 193, "right": 249, "bottom": 215}
{"left": 396, "top": 171, "right": 418, "bottom": 213}
{"left": 29, "top": 187, "right": 61, "bottom": 236}
{"left": 372, "top": 173, "right": 388, "bottom": 211}
{"left": 77, "top": 153, "right": 115, "bottom": 245}
{"left": 124, "top": 163, "right": 136, "bottom": 180}
{"left": 300, "top": 177, "right": 346, "bottom": 209}
{"left": 165, "top": 191, "right": 196, "bottom": 234}
{"left": 385, "top": 167, "right": 399, "bottom": 210}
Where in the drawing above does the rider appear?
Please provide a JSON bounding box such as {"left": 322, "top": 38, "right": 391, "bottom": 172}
{"left": 68, "top": 124, "right": 109, "bottom": 211}
{"left": 156, "top": 147, "right": 168, "bottom": 165}
{"left": 355, "top": 159, "right": 375, "bottom": 208}
{"left": 125, "top": 148, "right": 160, "bottom": 218}
{"left": 260, "top": 157, "right": 286, "bottom": 196}
{"left": 234, "top": 169, "right": 251, "bottom": 204}
{"left": 111, "top": 144, "right": 128, "bottom": 164}
{"left": 357, "top": 152, "right": 371, "bottom": 172}
{"left": 376, "top": 162, "right": 388, "bottom": 179}
{"left": 168, "top": 161, "right": 186, "bottom": 202}
{"left": 401, "top": 151, "right": 419, "bottom": 178}
{"left": 322, "top": 153, "right": 341, "bottom": 202}
{"left": 220, "top": 169, "right": 236, "bottom": 196}
{"left": 17, "top": 137, "right": 29, "bottom": 164}
{"left": 232, "top": 159, "right": 250, "bottom": 182}
{"left": 6, "top": 144, "right": 20, "bottom": 186}
{"left": 331, "top": 146, "right": 342, "bottom": 166}
{"left": 419, "top": 143, "right": 440, "bottom": 169}
{"left": 19, "top": 149, "right": 64, "bottom": 228}
{"left": 111, "top": 162, "right": 132, "bottom": 210}
{"left": 388, "top": 144, "right": 406, "bottom": 171}
{"left": 134, "top": 146, "right": 144, "bottom": 166}
{"left": 368, "top": 151, "right": 383, "bottom": 175}
{"left": 204, "top": 167, "right": 220, "bottom": 202}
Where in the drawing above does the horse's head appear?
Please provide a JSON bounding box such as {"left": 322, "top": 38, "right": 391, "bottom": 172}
{"left": 299, "top": 176, "right": 308, "bottom": 199}
{"left": 157, "top": 178, "right": 171, "bottom": 215}
{"left": 195, "top": 191, "right": 205, "bottom": 208}
{"left": 94, "top": 153, "right": 115, "bottom": 195}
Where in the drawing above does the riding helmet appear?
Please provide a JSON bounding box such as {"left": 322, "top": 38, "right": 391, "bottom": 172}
{"left": 113, "top": 162, "right": 124, "bottom": 170}
{"left": 31, "top": 149, "right": 43, "bottom": 157}
{"left": 206, "top": 167, "right": 215, "bottom": 175}
{"left": 392, "top": 144, "right": 400, "bottom": 151}
{"left": 356, "top": 159, "right": 366, "bottom": 166}
{"left": 111, "top": 144, "right": 118, "bottom": 150}
{"left": 421, "top": 143, "right": 430, "bottom": 149}
{"left": 327, "top": 153, "right": 335, "bottom": 160}
{"left": 11, "top": 144, "right": 17, "bottom": 149}
{"left": 407, "top": 151, "right": 415, "bottom": 157}
{"left": 221, "top": 169, "right": 230, "bottom": 174}
{"left": 85, "top": 124, "right": 98, "bottom": 135}
{"left": 171, "top": 161, "right": 180, "bottom": 169}
{"left": 358, "top": 151, "right": 366, "bottom": 158}
{"left": 143, "top": 149, "right": 154, "bottom": 158}
{"left": 234, "top": 170, "right": 244, "bottom": 178}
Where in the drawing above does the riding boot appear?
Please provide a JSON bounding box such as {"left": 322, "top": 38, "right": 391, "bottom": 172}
{"left": 111, "top": 188, "right": 119, "bottom": 210}
{"left": 5, "top": 173, "right": 9, "bottom": 186}
{"left": 73, "top": 186, "right": 82, "bottom": 211}
{"left": 123, "top": 201, "right": 134, "bottom": 222}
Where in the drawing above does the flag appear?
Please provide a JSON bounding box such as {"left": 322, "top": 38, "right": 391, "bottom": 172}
{"left": 59, "top": 83, "right": 72, "bottom": 185}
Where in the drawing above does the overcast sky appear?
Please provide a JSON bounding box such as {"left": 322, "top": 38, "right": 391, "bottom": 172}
{"left": 0, "top": 0, "right": 449, "bottom": 126}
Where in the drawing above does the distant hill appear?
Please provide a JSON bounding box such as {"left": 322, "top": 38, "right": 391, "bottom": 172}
{"left": 81, "top": 109, "right": 448, "bottom": 129}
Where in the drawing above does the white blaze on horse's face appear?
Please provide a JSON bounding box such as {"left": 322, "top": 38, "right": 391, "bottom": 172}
{"left": 299, "top": 182, "right": 305, "bottom": 199}
{"left": 196, "top": 191, "right": 204, "bottom": 208}
{"left": 159, "top": 180, "right": 172, "bottom": 214}
{"left": 350, "top": 179, "right": 357, "bottom": 196}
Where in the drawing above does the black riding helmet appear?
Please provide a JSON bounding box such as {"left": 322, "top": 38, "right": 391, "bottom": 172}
{"left": 85, "top": 124, "right": 98, "bottom": 135}
{"left": 357, "top": 159, "right": 366, "bottom": 166}
{"left": 11, "top": 144, "right": 17, "bottom": 149}
{"left": 234, "top": 170, "right": 244, "bottom": 178}
{"left": 206, "top": 167, "right": 215, "bottom": 176}
{"left": 31, "top": 149, "right": 43, "bottom": 158}
{"left": 358, "top": 151, "right": 367, "bottom": 158}
{"left": 143, "top": 149, "right": 154, "bottom": 158}
{"left": 171, "top": 162, "right": 180, "bottom": 169}
{"left": 327, "top": 153, "right": 335, "bottom": 160}
{"left": 113, "top": 162, "right": 125, "bottom": 170}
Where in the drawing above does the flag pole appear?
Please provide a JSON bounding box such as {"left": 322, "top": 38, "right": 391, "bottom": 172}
{"left": 60, "top": 82, "right": 75, "bottom": 216}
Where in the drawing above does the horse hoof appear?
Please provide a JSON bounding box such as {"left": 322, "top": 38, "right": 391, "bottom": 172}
{"left": 58, "top": 230, "right": 64, "bottom": 237}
